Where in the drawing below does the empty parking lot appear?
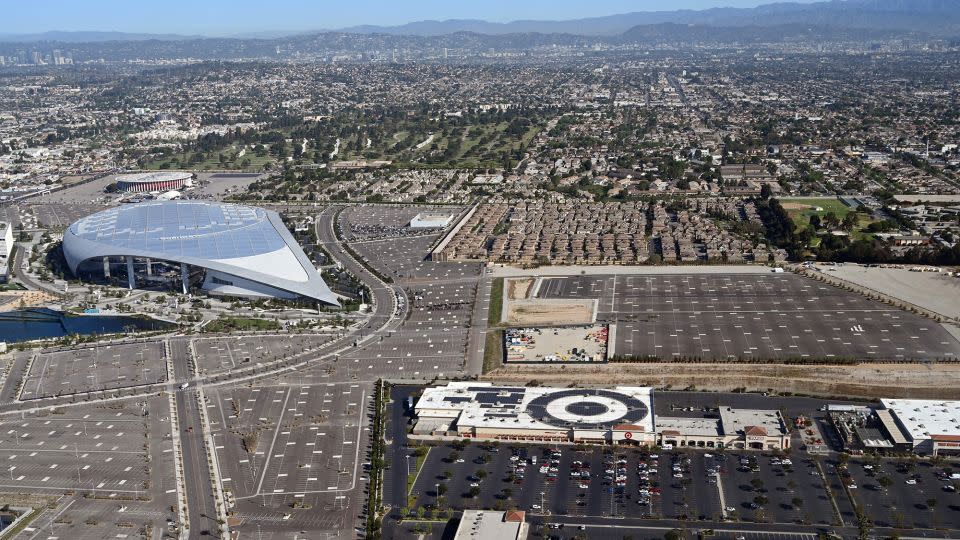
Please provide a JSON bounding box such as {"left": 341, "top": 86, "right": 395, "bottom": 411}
{"left": 205, "top": 383, "right": 370, "bottom": 536}
{"left": 537, "top": 273, "right": 960, "bottom": 361}
{"left": 21, "top": 341, "right": 168, "bottom": 399}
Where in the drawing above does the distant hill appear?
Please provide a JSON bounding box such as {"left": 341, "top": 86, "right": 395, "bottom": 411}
{"left": 0, "top": 0, "right": 955, "bottom": 56}
{"left": 618, "top": 22, "right": 912, "bottom": 44}
{"left": 339, "top": 0, "right": 960, "bottom": 37}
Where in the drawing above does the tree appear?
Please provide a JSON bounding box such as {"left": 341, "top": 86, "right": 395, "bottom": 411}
{"left": 842, "top": 211, "right": 859, "bottom": 231}
{"left": 927, "top": 498, "right": 938, "bottom": 511}
{"left": 476, "top": 469, "right": 487, "bottom": 481}
{"left": 760, "top": 183, "right": 773, "bottom": 200}
{"left": 878, "top": 476, "right": 892, "bottom": 491}
{"left": 792, "top": 497, "right": 804, "bottom": 510}
{"left": 664, "top": 530, "right": 683, "bottom": 540}
{"left": 750, "top": 478, "right": 765, "bottom": 492}
{"left": 436, "top": 483, "right": 447, "bottom": 497}
{"left": 467, "top": 486, "right": 481, "bottom": 498}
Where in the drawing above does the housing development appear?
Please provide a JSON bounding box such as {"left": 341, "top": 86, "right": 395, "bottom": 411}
{"left": 1, "top": 1, "right": 960, "bottom": 539}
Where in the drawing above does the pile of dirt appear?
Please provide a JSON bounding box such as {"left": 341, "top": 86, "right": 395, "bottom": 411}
{"left": 505, "top": 298, "right": 596, "bottom": 326}
{"left": 484, "top": 362, "right": 960, "bottom": 400}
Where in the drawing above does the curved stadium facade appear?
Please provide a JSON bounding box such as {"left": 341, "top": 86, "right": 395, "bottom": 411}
{"left": 115, "top": 171, "right": 192, "bottom": 193}
{"left": 63, "top": 201, "right": 338, "bottom": 304}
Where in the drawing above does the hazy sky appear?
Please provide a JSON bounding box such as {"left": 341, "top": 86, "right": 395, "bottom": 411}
{"left": 4, "top": 0, "right": 821, "bottom": 36}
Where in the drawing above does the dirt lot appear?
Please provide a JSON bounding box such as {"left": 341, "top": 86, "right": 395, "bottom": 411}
{"left": 507, "top": 277, "right": 534, "bottom": 300}
{"left": 0, "top": 290, "right": 59, "bottom": 312}
{"left": 780, "top": 202, "right": 817, "bottom": 210}
{"left": 484, "top": 362, "right": 960, "bottom": 400}
{"left": 505, "top": 298, "right": 595, "bottom": 326}
{"left": 827, "top": 265, "right": 960, "bottom": 319}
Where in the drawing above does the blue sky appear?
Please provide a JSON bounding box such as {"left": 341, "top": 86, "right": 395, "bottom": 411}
{"left": 4, "top": 0, "right": 820, "bottom": 36}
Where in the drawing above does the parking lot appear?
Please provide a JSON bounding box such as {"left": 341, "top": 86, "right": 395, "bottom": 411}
{"left": 843, "top": 457, "right": 960, "bottom": 529}
{"left": 339, "top": 205, "right": 463, "bottom": 242}
{"left": 538, "top": 273, "right": 960, "bottom": 361}
{"left": 339, "top": 204, "right": 481, "bottom": 282}
{"left": 343, "top": 277, "right": 475, "bottom": 379}
{"left": 406, "top": 442, "right": 742, "bottom": 520}
{"left": 20, "top": 341, "right": 168, "bottom": 399}
{"left": 0, "top": 395, "right": 178, "bottom": 539}
{"left": 206, "top": 382, "right": 370, "bottom": 536}
{"left": 191, "top": 334, "right": 337, "bottom": 375}
{"left": 353, "top": 234, "right": 482, "bottom": 282}
{"left": 722, "top": 453, "right": 838, "bottom": 525}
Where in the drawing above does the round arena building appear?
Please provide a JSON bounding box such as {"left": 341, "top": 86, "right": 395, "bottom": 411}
{"left": 62, "top": 200, "right": 338, "bottom": 304}
{"left": 115, "top": 171, "right": 193, "bottom": 193}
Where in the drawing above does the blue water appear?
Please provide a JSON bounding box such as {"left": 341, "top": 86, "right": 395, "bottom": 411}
{"left": 0, "top": 308, "right": 174, "bottom": 344}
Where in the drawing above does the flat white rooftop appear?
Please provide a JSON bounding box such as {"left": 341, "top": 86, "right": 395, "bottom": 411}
{"left": 656, "top": 416, "right": 722, "bottom": 437}
{"left": 881, "top": 398, "right": 960, "bottom": 442}
{"left": 454, "top": 510, "right": 524, "bottom": 540}
{"left": 416, "top": 382, "right": 653, "bottom": 434}
{"left": 718, "top": 407, "right": 787, "bottom": 437}
{"left": 410, "top": 212, "right": 454, "bottom": 228}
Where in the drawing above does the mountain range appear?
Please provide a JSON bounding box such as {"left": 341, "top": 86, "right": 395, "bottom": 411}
{"left": 338, "top": 0, "right": 958, "bottom": 37}
{"left": 0, "top": 0, "right": 956, "bottom": 46}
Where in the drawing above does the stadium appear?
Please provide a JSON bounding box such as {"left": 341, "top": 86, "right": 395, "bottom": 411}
{"left": 114, "top": 171, "right": 193, "bottom": 193}
{"left": 62, "top": 200, "right": 338, "bottom": 304}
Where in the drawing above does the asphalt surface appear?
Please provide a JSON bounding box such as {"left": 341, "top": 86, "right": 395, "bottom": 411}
{"left": 538, "top": 273, "right": 960, "bottom": 361}
{"left": 177, "top": 388, "right": 220, "bottom": 539}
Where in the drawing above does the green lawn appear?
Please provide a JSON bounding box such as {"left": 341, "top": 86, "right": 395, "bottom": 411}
{"left": 406, "top": 447, "right": 430, "bottom": 498}
{"left": 487, "top": 278, "right": 504, "bottom": 326}
{"left": 780, "top": 197, "right": 879, "bottom": 242}
{"left": 204, "top": 316, "right": 281, "bottom": 333}
{"left": 780, "top": 197, "right": 853, "bottom": 223}
{"left": 143, "top": 148, "right": 274, "bottom": 172}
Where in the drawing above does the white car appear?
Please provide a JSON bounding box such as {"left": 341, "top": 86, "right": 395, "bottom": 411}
{"left": 906, "top": 479, "right": 918, "bottom": 485}
{"left": 455, "top": 459, "right": 465, "bottom": 463}
{"left": 469, "top": 482, "right": 479, "bottom": 487}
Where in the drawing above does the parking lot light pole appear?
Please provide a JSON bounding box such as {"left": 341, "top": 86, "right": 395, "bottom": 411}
{"left": 74, "top": 443, "right": 82, "bottom": 486}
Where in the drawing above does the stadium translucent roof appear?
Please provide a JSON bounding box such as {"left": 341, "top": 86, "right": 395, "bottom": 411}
{"left": 63, "top": 201, "right": 337, "bottom": 304}
{"left": 72, "top": 202, "right": 285, "bottom": 259}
